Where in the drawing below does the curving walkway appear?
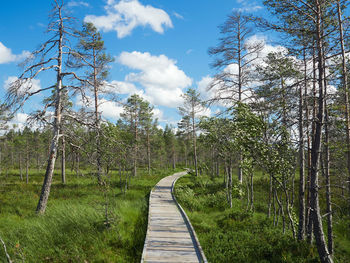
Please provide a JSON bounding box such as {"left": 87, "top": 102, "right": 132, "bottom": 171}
{"left": 141, "top": 171, "right": 207, "bottom": 263}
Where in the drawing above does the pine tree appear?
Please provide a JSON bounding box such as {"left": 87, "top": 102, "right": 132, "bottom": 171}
{"left": 179, "top": 88, "right": 204, "bottom": 177}
{"left": 69, "top": 22, "right": 113, "bottom": 183}
{"left": 121, "top": 94, "right": 153, "bottom": 177}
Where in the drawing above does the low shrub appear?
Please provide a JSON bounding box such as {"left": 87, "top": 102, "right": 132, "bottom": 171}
{"left": 175, "top": 174, "right": 321, "bottom": 263}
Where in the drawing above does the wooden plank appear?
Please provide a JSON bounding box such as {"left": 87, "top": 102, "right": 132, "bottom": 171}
{"left": 141, "top": 172, "right": 206, "bottom": 263}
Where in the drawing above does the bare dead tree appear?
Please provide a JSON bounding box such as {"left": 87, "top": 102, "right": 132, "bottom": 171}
{"left": 5, "top": 0, "right": 77, "bottom": 214}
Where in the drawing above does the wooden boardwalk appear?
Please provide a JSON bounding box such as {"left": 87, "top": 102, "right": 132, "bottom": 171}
{"left": 141, "top": 171, "right": 207, "bottom": 263}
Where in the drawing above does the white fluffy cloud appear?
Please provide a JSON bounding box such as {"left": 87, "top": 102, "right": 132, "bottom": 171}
{"left": 7, "top": 113, "right": 29, "bottom": 130}
{"left": 76, "top": 94, "right": 124, "bottom": 121}
{"left": 107, "top": 80, "right": 139, "bottom": 94}
{"left": 99, "top": 98, "right": 124, "bottom": 120}
{"left": 173, "top": 12, "right": 184, "bottom": 20}
{"left": 248, "top": 35, "right": 287, "bottom": 60}
{"left": 198, "top": 105, "right": 212, "bottom": 118}
{"left": 0, "top": 42, "right": 30, "bottom": 64}
{"left": 4, "top": 76, "right": 41, "bottom": 95}
{"left": 142, "top": 86, "right": 185, "bottom": 107}
{"left": 152, "top": 107, "right": 164, "bottom": 121}
{"left": 68, "top": 1, "right": 90, "bottom": 7}
{"left": 84, "top": 0, "right": 173, "bottom": 38}
{"left": 0, "top": 113, "right": 29, "bottom": 133}
{"left": 117, "top": 51, "right": 192, "bottom": 107}
{"left": 12, "top": 113, "right": 28, "bottom": 127}
{"left": 197, "top": 75, "right": 214, "bottom": 100}
{"left": 5, "top": 112, "right": 52, "bottom": 133}
{"left": 233, "top": 0, "right": 262, "bottom": 13}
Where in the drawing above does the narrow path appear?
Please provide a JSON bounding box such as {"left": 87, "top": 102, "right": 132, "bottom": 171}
{"left": 141, "top": 171, "right": 207, "bottom": 263}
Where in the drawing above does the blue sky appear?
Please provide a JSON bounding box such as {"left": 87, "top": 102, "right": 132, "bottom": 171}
{"left": 0, "top": 0, "right": 266, "bottom": 129}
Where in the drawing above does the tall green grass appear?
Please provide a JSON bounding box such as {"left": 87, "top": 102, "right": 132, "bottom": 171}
{"left": 0, "top": 168, "right": 180, "bottom": 262}
{"left": 175, "top": 175, "right": 330, "bottom": 263}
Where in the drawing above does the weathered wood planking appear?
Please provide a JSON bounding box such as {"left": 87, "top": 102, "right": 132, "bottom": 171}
{"left": 141, "top": 171, "right": 207, "bottom": 263}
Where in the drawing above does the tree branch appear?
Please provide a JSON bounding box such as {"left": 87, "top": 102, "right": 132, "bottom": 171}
{"left": 0, "top": 236, "right": 12, "bottom": 263}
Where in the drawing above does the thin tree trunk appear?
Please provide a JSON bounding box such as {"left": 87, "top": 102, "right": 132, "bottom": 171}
{"left": 324, "top": 106, "right": 333, "bottom": 255}
{"left": 133, "top": 116, "right": 138, "bottom": 177}
{"left": 75, "top": 152, "right": 80, "bottom": 177}
{"left": 36, "top": 95, "right": 62, "bottom": 213}
{"left": 61, "top": 133, "right": 66, "bottom": 184}
{"left": 92, "top": 44, "right": 103, "bottom": 184}
{"left": 185, "top": 143, "right": 188, "bottom": 167}
{"left": 19, "top": 153, "right": 23, "bottom": 181}
{"left": 228, "top": 158, "right": 232, "bottom": 208}
{"left": 133, "top": 153, "right": 137, "bottom": 177}
{"left": 336, "top": 0, "right": 350, "bottom": 214}
{"left": 298, "top": 51, "right": 307, "bottom": 240}
{"left": 119, "top": 163, "right": 122, "bottom": 188}
{"left": 250, "top": 171, "right": 254, "bottom": 211}
{"left": 192, "top": 109, "right": 198, "bottom": 176}
{"left": 305, "top": 63, "right": 312, "bottom": 237}
{"left": 273, "top": 182, "right": 276, "bottom": 226}
{"left": 26, "top": 143, "right": 29, "bottom": 184}
{"left": 275, "top": 189, "right": 285, "bottom": 233}
{"left": 307, "top": 40, "right": 318, "bottom": 244}
{"left": 284, "top": 185, "right": 296, "bottom": 238}
{"left": 124, "top": 166, "right": 127, "bottom": 195}
{"left": 268, "top": 173, "right": 272, "bottom": 217}
{"left": 211, "top": 147, "right": 215, "bottom": 178}
{"left": 246, "top": 175, "right": 250, "bottom": 211}
{"left": 36, "top": 147, "right": 40, "bottom": 172}
{"left": 71, "top": 150, "right": 75, "bottom": 172}
{"left": 238, "top": 154, "right": 243, "bottom": 184}
{"left": 128, "top": 168, "right": 131, "bottom": 188}
{"left": 237, "top": 16, "right": 244, "bottom": 184}
{"left": 172, "top": 144, "right": 176, "bottom": 170}
{"left": 216, "top": 156, "right": 220, "bottom": 177}
{"left": 147, "top": 129, "right": 151, "bottom": 175}
{"left": 310, "top": 5, "right": 333, "bottom": 261}
{"left": 324, "top": 64, "right": 333, "bottom": 256}
{"left": 10, "top": 141, "right": 14, "bottom": 168}
{"left": 36, "top": 5, "right": 64, "bottom": 214}
{"left": 26, "top": 155, "right": 29, "bottom": 184}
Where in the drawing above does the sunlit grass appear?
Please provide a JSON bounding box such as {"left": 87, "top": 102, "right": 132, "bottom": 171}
{"left": 0, "top": 167, "right": 181, "bottom": 262}
{"left": 175, "top": 174, "right": 326, "bottom": 263}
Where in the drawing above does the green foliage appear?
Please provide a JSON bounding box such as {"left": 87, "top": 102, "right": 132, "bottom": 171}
{"left": 0, "top": 168, "right": 176, "bottom": 262}
{"left": 73, "top": 22, "right": 114, "bottom": 82}
{"left": 175, "top": 174, "right": 320, "bottom": 263}
{"left": 0, "top": 101, "right": 10, "bottom": 131}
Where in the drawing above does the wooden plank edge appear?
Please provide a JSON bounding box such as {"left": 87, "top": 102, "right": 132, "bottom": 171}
{"left": 171, "top": 170, "right": 208, "bottom": 263}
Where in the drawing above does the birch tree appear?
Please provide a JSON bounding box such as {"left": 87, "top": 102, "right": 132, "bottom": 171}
{"left": 260, "top": 0, "right": 336, "bottom": 261}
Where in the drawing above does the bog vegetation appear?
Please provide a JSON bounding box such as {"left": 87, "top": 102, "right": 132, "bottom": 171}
{"left": 1, "top": 0, "right": 350, "bottom": 262}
